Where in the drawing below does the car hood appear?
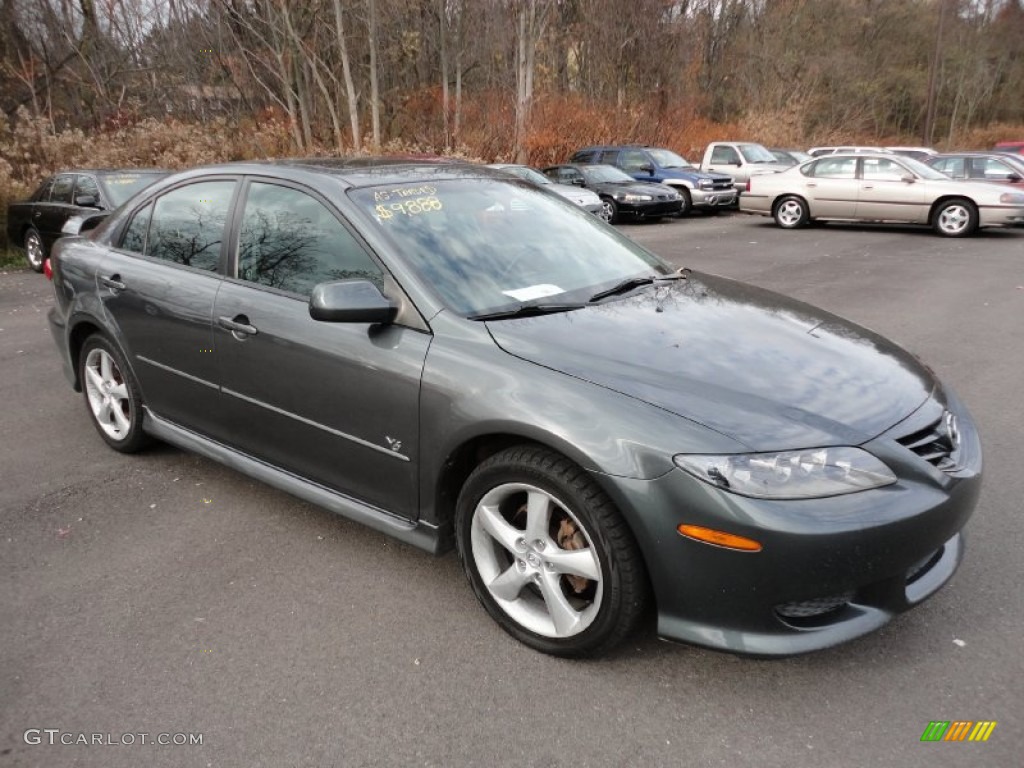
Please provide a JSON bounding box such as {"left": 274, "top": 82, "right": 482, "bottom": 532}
{"left": 658, "top": 167, "right": 733, "bottom": 183}
{"left": 747, "top": 162, "right": 791, "bottom": 174}
{"left": 486, "top": 272, "right": 935, "bottom": 451}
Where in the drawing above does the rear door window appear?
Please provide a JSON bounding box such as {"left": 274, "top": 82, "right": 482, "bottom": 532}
{"left": 812, "top": 157, "right": 857, "bottom": 179}
{"left": 50, "top": 175, "right": 75, "bottom": 204}
{"left": 146, "top": 181, "right": 235, "bottom": 270}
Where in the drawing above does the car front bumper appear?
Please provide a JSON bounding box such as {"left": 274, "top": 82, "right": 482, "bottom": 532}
{"left": 597, "top": 392, "right": 982, "bottom": 656}
{"left": 691, "top": 187, "right": 739, "bottom": 208}
{"left": 978, "top": 204, "right": 1024, "bottom": 228}
{"left": 618, "top": 199, "right": 684, "bottom": 218}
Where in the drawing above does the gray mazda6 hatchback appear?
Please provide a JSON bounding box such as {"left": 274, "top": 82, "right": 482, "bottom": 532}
{"left": 46, "top": 159, "right": 982, "bottom": 658}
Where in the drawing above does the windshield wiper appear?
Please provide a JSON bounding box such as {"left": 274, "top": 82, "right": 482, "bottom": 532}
{"left": 589, "top": 272, "right": 687, "bottom": 303}
{"left": 468, "top": 302, "right": 587, "bottom": 321}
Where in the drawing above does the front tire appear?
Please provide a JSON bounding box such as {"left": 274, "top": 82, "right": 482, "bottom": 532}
{"left": 675, "top": 188, "right": 692, "bottom": 217}
{"left": 455, "top": 445, "right": 649, "bottom": 657}
{"left": 79, "top": 335, "right": 150, "bottom": 453}
{"left": 932, "top": 198, "right": 978, "bottom": 237}
{"left": 773, "top": 195, "right": 809, "bottom": 229}
{"left": 599, "top": 197, "right": 618, "bottom": 224}
{"left": 24, "top": 227, "right": 45, "bottom": 272}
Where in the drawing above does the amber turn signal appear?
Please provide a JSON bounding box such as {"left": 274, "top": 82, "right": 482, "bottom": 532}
{"left": 677, "top": 524, "right": 762, "bottom": 552}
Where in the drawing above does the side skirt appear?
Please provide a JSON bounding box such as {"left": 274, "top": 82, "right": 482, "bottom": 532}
{"left": 143, "top": 407, "right": 444, "bottom": 555}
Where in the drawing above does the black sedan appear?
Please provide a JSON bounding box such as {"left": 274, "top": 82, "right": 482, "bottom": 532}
{"left": 46, "top": 159, "right": 981, "bottom": 657}
{"left": 542, "top": 163, "right": 683, "bottom": 223}
{"left": 6, "top": 169, "right": 168, "bottom": 271}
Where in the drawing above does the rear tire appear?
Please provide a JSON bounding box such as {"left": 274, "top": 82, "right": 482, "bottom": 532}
{"left": 773, "top": 195, "right": 809, "bottom": 229}
{"left": 455, "top": 445, "right": 649, "bottom": 657}
{"left": 79, "top": 334, "right": 151, "bottom": 453}
{"left": 24, "top": 227, "right": 44, "bottom": 272}
{"left": 932, "top": 198, "right": 978, "bottom": 237}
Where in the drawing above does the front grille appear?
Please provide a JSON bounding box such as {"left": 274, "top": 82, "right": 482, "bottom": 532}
{"left": 895, "top": 413, "right": 957, "bottom": 471}
{"left": 711, "top": 179, "right": 734, "bottom": 190}
{"left": 776, "top": 592, "right": 854, "bottom": 619}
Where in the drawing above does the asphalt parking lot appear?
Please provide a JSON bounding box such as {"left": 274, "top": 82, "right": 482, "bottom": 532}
{"left": 1, "top": 212, "right": 1022, "bottom": 767}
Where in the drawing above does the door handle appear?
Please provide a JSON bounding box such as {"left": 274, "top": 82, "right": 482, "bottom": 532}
{"left": 99, "top": 274, "right": 126, "bottom": 291}
{"left": 806, "top": 182, "right": 817, "bottom": 188}
{"left": 33, "top": 211, "right": 42, "bottom": 218}
{"left": 218, "top": 315, "right": 258, "bottom": 338}
{"left": 863, "top": 185, "right": 874, "bottom": 190}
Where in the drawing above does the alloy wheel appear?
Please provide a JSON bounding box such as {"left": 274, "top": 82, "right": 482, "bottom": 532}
{"left": 470, "top": 482, "right": 603, "bottom": 638}
{"left": 83, "top": 347, "right": 133, "bottom": 441}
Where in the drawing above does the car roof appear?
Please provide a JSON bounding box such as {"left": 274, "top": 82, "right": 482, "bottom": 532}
{"left": 151, "top": 157, "right": 500, "bottom": 190}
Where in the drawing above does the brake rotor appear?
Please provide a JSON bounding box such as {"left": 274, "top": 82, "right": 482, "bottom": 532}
{"left": 556, "top": 517, "right": 590, "bottom": 594}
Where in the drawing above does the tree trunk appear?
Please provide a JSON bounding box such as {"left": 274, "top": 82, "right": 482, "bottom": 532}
{"left": 332, "top": 0, "right": 361, "bottom": 151}
{"left": 368, "top": 0, "right": 381, "bottom": 149}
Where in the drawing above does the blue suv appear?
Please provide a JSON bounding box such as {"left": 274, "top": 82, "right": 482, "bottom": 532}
{"left": 569, "top": 146, "right": 737, "bottom": 214}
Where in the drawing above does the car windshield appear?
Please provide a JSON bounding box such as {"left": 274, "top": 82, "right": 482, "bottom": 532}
{"left": 738, "top": 144, "right": 778, "bottom": 163}
{"left": 647, "top": 149, "right": 694, "bottom": 169}
{"left": 898, "top": 157, "right": 949, "bottom": 180}
{"left": 349, "top": 178, "right": 672, "bottom": 317}
{"left": 580, "top": 165, "right": 635, "bottom": 183}
{"left": 498, "top": 166, "right": 552, "bottom": 186}
{"left": 99, "top": 173, "right": 168, "bottom": 206}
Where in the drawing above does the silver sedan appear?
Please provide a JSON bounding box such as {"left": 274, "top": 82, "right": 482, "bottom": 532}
{"left": 741, "top": 153, "right": 1024, "bottom": 236}
{"left": 487, "top": 164, "right": 605, "bottom": 217}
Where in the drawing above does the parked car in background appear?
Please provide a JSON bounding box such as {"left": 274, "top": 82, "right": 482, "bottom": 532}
{"left": 542, "top": 163, "right": 683, "bottom": 223}
{"left": 487, "top": 163, "right": 604, "bottom": 217}
{"left": 994, "top": 141, "right": 1024, "bottom": 155}
{"left": 807, "top": 146, "right": 892, "bottom": 157}
{"left": 568, "top": 146, "right": 736, "bottom": 215}
{"left": 886, "top": 147, "right": 938, "bottom": 162}
{"left": 768, "top": 148, "right": 812, "bottom": 166}
{"left": 741, "top": 152, "right": 1024, "bottom": 236}
{"left": 926, "top": 153, "right": 1024, "bottom": 186}
{"left": 699, "top": 142, "right": 790, "bottom": 191}
{"left": 47, "top": 158, "right": 982, "bottom": 658}
{"left": 7, "top": 169, "right": 169, "bottom": 271}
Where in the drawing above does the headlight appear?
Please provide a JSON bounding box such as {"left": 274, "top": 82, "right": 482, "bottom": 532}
{"left": 673, "top": 447, "right": 896, "bottom": 499}
{"left": 999, "top": 192, "right": 1024, "bottom": 204}
{"left": 698, "top": 179, "right": 713, "bottom": 189}
{"left": 618, "top": 193, "right": 653, "bottom": 202}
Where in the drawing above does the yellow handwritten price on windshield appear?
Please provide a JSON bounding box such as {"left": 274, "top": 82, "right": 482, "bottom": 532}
{"left": 375, "top": 196, "right": 443, "bottom": 221}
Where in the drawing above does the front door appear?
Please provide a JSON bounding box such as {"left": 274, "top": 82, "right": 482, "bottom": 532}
{"left": 855, "top": 157, "right": 928, "bottom": 223}
{"left": 214, "top": 179, "right": 430, "bottom": 520}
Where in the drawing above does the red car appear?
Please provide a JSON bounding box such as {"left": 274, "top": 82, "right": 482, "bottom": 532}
{"left": 994, "top": 141, "right": 1024, "bottom": 155}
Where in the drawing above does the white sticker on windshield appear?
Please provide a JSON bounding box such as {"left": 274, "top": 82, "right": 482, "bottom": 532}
{"left": 502, "top": 284, "right": 564, "bottom": 302}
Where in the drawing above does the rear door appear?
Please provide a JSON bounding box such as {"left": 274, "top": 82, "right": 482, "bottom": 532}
{"left": 97, "top": 178, "right": 236, "bottom": 432}
{"left": 803, "top": 156, "right": 859, "bottom": 218}
{"left": 36, "top": 174, "right": 77, "bottom": 248}
{"left": 213, "top": 179, "right": 430, "bottom": 520}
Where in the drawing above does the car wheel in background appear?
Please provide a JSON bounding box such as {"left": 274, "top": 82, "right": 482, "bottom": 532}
{"left": 773, "top": 195, "right": 810, "bottom": 229}
{"left": 932, "top": 198, "right": 978, "bottom": 237}
{"left": 675, "top": 188, "right": 692, "bottom": 217}
{"left": 599, "top": 198, "right": 617, "bottom": 224}
{"left": 79, "top": 335, "right": 150, "bottom": 453}
{"left": 455, "top": 445, "right": 649, "bottom": 657}
{"left": 24, "top": 227, "right": 45, "bottom": 272}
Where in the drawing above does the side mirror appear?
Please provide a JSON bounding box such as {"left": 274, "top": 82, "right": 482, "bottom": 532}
{"left": 639, "top": 164, "right": 654, "bottom": 175}
{"left": 75, "top": 194, "right": 99, "bottom": 207}
{"left": 570, "top": 178, "right": 585, "bottom": 187}
{"left": 309, "top": 279, "right": 397, "bottom": 324}
{"left": 60, "top": 212, "right": 109, "bottom": 236}
{"left": 1007, "top": 174, "right": 1022, "bottom": 183}
{"left": 901, "top": 174, "right": 916, "bottom": 183}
